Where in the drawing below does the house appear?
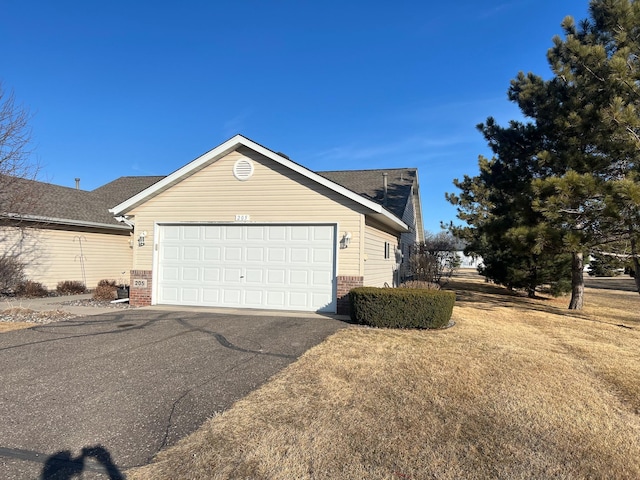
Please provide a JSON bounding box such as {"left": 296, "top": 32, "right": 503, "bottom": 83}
{"left": 0, "top": 174, "right": 159, "bottom": 289}
{"left": 2, "top": 135, "right": 424, "bottom": 314}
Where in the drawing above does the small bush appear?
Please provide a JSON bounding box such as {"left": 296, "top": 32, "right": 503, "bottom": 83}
{"left": 399, "top": 280, "right": 440, "bottom": 290}
{"left": 0, "top": 256, "right": 25, "bottom": 292}
{"left": 349, "top": 287, "right": 455, "bottom": 329}
{"left": 93, "top": 284, "right": 117, "bottom": 301}
{"left": 56, "top": 280, "right": 86, "bottom": 295}
{"left": 15, "top": 280, "right": 49, "bottom": 298}
{"left": 97, "top": 279, "right": 117, "bottom": 288}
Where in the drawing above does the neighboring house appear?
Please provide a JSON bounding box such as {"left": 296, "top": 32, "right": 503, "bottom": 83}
{"left": 110, "top": 135, "right": 424, "bottom": 313}
{"left": 458, "top": 251, "right": 483, "bottom": 269}
{"left": 0, "top": 174, "right": 160, "bottom": 289}
{"left": 451, "top": 239, "right": 483, "bottom": 270}
{"left": 1, "top": 135, "right": 424, "bottom": 314}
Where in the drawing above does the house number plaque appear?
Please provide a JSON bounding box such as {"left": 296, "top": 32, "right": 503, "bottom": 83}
{"left": 133, "top": 279, "right": 148, "bottom": 288}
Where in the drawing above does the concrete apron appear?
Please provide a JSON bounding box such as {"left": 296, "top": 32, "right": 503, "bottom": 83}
{"left": 1, "top": 293, "right": 351, "bottom": 321}
{"left": 146, "top": 304, "right": 350, "bottom": 321}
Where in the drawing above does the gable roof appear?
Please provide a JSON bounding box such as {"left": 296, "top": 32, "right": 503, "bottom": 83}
{"left": 2, "top": 137, "right": 423, "bottom": 235}
{"left": 110, "top": 135, "right": 411, "bottom": 232}
{"left": 91, "top": 176, "right": 165, "bottom": 207}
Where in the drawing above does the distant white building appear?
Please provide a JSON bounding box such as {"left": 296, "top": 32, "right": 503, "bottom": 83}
{"left": 457, "top": 251, "right": 483, "bottom": 269}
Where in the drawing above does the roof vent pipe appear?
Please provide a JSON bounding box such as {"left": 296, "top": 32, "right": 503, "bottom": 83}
{"left": 75, "top": 178, "right": 80, "bottom": 190}
{"left": 382, "top": 173, "right": 388, "bottom": 207}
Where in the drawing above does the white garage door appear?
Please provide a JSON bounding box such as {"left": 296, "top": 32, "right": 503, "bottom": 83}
{"left": 156, "top": 224, "right": 336, "bottom": 312}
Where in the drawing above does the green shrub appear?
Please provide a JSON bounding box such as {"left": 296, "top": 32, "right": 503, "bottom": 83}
{"left": 349, "top": 287, "right": 455, "bottom": 329}
{"left": 56, "top": 280, "right": 86, "bottom": 295}
{"left": 15, "top": 280, "right": 49, "bottom": 298}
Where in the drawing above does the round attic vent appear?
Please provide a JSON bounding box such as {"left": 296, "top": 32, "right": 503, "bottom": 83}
{"left": 233, "top": 159, "right": 254, "bottom": 181}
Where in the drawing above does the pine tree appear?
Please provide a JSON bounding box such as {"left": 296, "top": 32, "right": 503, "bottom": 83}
{"left": 447, "top": 119, "right": 572, "bottom": 298}
{"left": 449, "top": 0, "right": 640, "bottom": 308}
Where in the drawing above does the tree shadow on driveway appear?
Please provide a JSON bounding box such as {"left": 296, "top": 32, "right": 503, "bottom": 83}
{"left": 41, "top": 445, "right": 124, "bottom": 480}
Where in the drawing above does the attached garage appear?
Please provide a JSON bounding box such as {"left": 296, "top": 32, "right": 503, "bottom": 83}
{"left": 156, "top": 224, "right": 336, "bottom": 312}
{"left": 111, "top": 135, "right": 423, "bottom": 314}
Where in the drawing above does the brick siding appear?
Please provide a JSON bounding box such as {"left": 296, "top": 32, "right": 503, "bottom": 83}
{"left": 336, "top": 275, "right": 364, "bottom": 315}
{"left": 129, "top": 270, "right": 152, "bottom": 307}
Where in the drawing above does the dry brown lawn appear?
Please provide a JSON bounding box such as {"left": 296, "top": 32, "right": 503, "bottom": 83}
{"left": 0, "top": 321, "right": 34, "bottom": 332}
{"left": 130, "top": 271, "right": 640, "bottom": 479}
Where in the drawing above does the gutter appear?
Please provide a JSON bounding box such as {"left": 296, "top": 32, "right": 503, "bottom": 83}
{"left": 115, "top": 216, "right": 135, "bottom": 228}
{"left": 1, "top": 213, "right": 132, "bottom": 231}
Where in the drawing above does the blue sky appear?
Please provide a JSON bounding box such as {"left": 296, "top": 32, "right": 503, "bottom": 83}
{"left": 2, "top": 0, "right": 590, "bottom": 232}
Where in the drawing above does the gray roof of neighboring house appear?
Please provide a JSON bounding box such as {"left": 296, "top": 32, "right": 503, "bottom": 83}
{"left": 0, "top": 175, "right": 163, "bottom": 230}
{"left": 0, "top": 166, "right": 418, "bottom": 231}
{"left": 317, "top": 168, "right": 418, "bottom": 219}
{"left": 91, "top": 176, "right": 165, "bottom": 208}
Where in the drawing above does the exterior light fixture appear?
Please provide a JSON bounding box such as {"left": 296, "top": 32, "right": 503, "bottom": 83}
{"left": 138, "top": 231, "right": 147, "bottom": 247}
{"left": 341, "top": 232, "right": 352, "bottom": 249}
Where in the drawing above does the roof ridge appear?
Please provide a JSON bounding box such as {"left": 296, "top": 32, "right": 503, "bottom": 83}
{"left": 317, "top": 167, "right": 416, "bottom": 173}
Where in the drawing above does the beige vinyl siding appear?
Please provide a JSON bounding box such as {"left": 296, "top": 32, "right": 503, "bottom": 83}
{"left": 364, "top": 219, "right": 399, "bottom": 287}
{"left": 1, "top": 226, "right": 132, "bottom": 289}
{"left": 128, "top": 147, "right": 367, "bottom": 276}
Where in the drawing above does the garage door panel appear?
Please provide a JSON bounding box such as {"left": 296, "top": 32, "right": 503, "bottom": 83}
{"left": 183, "top": 267, "right": 200, "bottom": 281}
{"left": 244, "top": 290, "right": 263, "bottom": 305}
{"left": 246, "top": 227, "right": 265, "bottom": 240}
{"left": 223, "top": 268, "right": 242, "bottom": 282}
{"left": 203, "top": 247, "right": 221, "bottom": 261}
{"left": 312, "top": 248, "right": 333, "bottom": 263}
{"left": 291, "top": 227, "right": 309, "bottom": 241}
{"left": 290, "top": 270, "right": 308, "bottom": 285}
{"left": 312, "top": 292, "right": 333, "bottom": 309}
{"left": 203, "top": 268, "right": 220, "bottom": 282}
{"left": 183, "top": 228, "right": 201, "bottom": 240}
{"left": 223, "top": 289, "right": 241, "bottom": 304}
{"left": 204, "top": 226, "right": 222, "bottom": 240}
{"left": 312, "top": 270, "right": 332, "bottom": 285}
{"left": 202, "top": 289, "right": 220, "bottom": 303}
{"left": 183, "top": 246, "right": 200, "bottom": 261}
{"left": 268, "top": 226, "right": 286, "bottom": 241}
{"left": 225, "top": 228, "right": 242, "bottom": 240}
{"left": 163, "top": 246, "right": 180, "bottom": 260}
{"left": 245, "top": 269, "right": 263, "bottom": 283}
{"left": 224, "top": 247, "right": 242, "bottom": 261}
{"left": 266, "top": 290, "right": 286, "bottom": 307}
{"left": 161, "top": 287, "right": 179, "bottom": 302}
{"left": 267, "top": 269, "right": 286, "bottom": 284}
{"left": 267, "top": 248, "right": 286, "bottom": 262}
{"left": 246, "top": 247, "right": 263, "bottom": 262}
{"left": 157, "top": 224, "right": 336, "bottom": 312}
{"left": 289, "top": 291, "right": 309, "bottom": 308}
{"left": 182, "top": 288, "right": 199, "bottom": 302}
{"left": 290, "top": 248, "right": 309, "bottom": 263}
{"left": 161, "top": 266, "right": 179, "bottom": 281}
{"left": 312, "top": 226, "right": 333, "bottom": 241}
{"left": 162, "top": 226, "right": 181, "bottom": 240}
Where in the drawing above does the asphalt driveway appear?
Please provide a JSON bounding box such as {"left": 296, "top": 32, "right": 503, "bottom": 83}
{"left": 0, "top": 308, "right": 347, "bottom": 479}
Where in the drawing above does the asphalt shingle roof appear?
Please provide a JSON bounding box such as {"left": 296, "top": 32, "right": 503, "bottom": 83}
{"left": 91, "top": 176, "right": 165, "bottom": 208}
{"left": 317, "top": 168, "right": 417, "bottom": 219}
{"left": 0, "top": 175, "right": 163, "bottom": 229}
{"left": 1, "top": 167, "right": 416, "bottom": 229}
